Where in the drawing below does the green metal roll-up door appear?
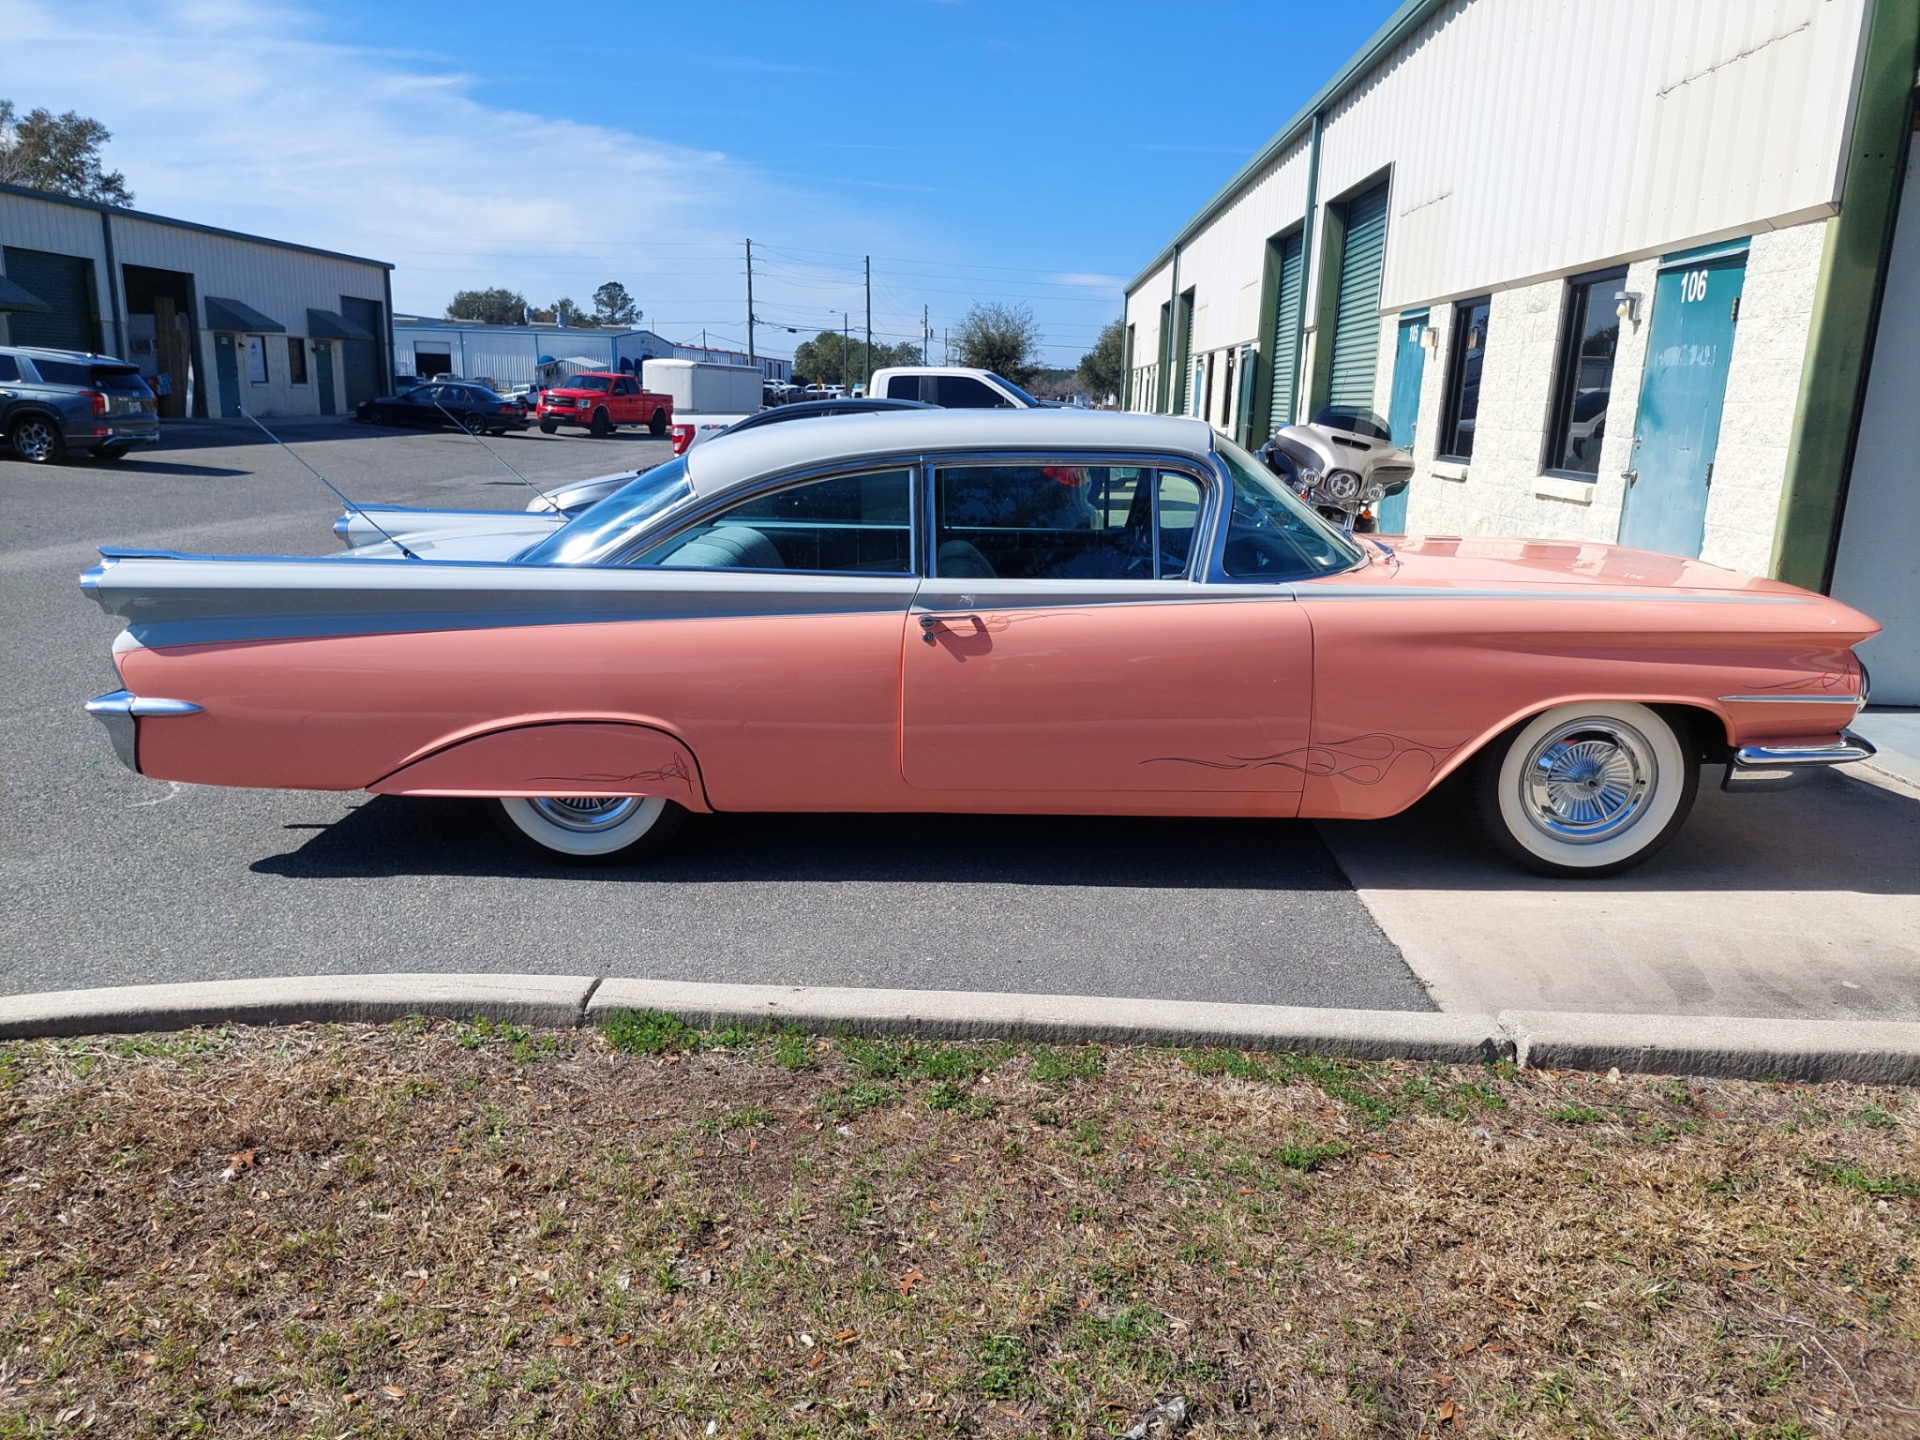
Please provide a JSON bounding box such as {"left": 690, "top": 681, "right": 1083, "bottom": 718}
{"left": 1267, "top": 232, "right": 1305, "bottom": 429}
{"left": 338, "top": 296, "right": 385, "bottom": 408}
{"left": 1327, "top": 183, "right": 1389, "bottom": 410}
{"left": 3, "top": 247, "right": 97, "bottom": 353}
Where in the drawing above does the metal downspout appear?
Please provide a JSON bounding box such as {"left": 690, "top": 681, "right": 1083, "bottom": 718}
{"left": 1289, "top": 111, "right": 1323, "bottom": 429}
{"left": 98, "top": 210, "right": 124, "bottom": 358}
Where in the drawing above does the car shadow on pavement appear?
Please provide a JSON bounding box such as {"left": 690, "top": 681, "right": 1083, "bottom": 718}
{"left": 252, "top": 798, "right": 1353, "bottom": 891}
{"left": 1317, "top": 767, "right": 1920, "bottom": 893}
{"left": 60, "top": 457, "right": 252, "bottom": 477}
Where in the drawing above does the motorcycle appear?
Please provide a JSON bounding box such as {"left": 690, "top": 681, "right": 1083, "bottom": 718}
{"left": 1257, "top": 406, "right": 1413, "bottom": 533}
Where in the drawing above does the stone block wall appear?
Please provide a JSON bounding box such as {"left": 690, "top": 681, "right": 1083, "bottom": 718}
{"left": 1392, "top": 219, "right": 1828, "bottom": 575}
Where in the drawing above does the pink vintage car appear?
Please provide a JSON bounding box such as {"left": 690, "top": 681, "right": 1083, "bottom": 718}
{"left": 81, "top": 410, "right": 1876, "bottom": 876}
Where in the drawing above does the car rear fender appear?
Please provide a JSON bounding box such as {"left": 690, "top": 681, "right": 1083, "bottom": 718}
{"left": 367, "top": 719, "right": 711, "bottom": 810}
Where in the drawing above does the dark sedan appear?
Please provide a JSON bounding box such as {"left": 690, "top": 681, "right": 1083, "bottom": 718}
{"left": 355, "top": 382, "right": 530, "bottom": 436}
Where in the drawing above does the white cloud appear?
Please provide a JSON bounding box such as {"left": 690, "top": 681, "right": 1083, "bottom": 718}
{"left": 0, "top": 0, "right": 917, "bottom": 349}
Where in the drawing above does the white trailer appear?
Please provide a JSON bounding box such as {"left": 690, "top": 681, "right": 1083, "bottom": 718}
{"left": 640, "top": 359, "right": 762, "bottom": 415}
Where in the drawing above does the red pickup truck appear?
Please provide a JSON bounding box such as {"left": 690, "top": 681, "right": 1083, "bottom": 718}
{"left": 534, "top": 373, "right": 672, "bottom": 437}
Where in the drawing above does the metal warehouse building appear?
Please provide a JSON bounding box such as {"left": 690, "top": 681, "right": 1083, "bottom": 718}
{"left": 0, "top": 182, "right": 393, "bottom": 420}
{"left": 1124, "top": 0, "right": 1920, "bottom": 701}
{"left": 392, "top": 317, "right": 794, "bottom": 390}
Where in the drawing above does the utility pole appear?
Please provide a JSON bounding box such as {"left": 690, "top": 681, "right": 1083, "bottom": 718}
{"left": 923, "top": 304, "right": 930, "bottom": 364}
{"left": 745, "top": 238, "right": 755, "bottom": 372}
{"left": 842, "top": 311, "right": 850, "bottom": 390}
{"left": 863, "top": 255, "right": 872, "bottom": 396}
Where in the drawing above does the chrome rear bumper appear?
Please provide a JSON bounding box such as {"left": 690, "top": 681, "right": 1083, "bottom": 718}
{"left": 84, "top": 690, "right": 204, "bottom": 773}
{"left": 1722, "top": 732, "right": 1877, "bottom": 793}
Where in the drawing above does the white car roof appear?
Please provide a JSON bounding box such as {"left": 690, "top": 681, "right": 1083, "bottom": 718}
{"left": 679, "top": 408, "right": 1216, "bottom": 500}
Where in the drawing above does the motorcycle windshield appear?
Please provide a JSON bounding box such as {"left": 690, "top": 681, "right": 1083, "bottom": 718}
{"left": 1309, "top": 406, "right": 1392, "bottom": 442}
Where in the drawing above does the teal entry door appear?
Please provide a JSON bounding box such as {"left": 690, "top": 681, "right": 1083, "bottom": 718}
{"left": 1616, "top": 253, "right": 1747, "bottom": 556}
{"left": 315, "top": 342, "right": 337, "bottom": 416}
{"left": 1378, "top": 310, "right": 1427, "bottom": 532}
{"left": 213, "top": 332, "right": 242, "bottom": 417}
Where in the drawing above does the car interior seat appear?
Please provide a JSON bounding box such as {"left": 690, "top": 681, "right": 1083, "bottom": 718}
{"left": 936, "top": 538, "right": 997, "bottom": 579}
{"left": 658, "top": 525, "right": 786, "bottom": 570}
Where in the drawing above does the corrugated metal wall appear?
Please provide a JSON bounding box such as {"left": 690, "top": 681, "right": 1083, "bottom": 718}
{"left": 1126, "top": 0, "right": 1867, "bottom": 373}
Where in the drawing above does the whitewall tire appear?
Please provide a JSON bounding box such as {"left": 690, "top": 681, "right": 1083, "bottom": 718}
{"left": 1474, "top": 702, "right": 1698, "bottom": 878}
{"left": 493, "top": 795, "right": 686, "bottom": 863}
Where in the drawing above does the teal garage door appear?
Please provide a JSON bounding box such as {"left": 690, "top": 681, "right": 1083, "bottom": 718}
{"left": 1267, "top": 231, "right": 1305, "bottom": 430}
{"left": 1326, "top": 183, "right": 1389, "bottom": 411}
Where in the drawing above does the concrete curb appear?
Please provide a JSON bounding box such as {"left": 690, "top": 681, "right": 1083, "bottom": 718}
{"left": 587, "top": 979, "right": 1503, "bottom": 1061}
{"left": 1, "top": 974, "right": 1917, "bottom": 1084}
{"left": 0, "top": 973, "right": 596, "bottom": 1040}
{"left": 1501, "top": 1009, "right": 1920, "bottom": 1085}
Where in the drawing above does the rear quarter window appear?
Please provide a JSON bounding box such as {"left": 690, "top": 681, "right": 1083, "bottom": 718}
{"left": 0, "top": 355, "right": 19, "bottom": 382}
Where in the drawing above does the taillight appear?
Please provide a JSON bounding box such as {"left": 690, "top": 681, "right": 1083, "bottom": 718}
{"left": 670, "top": 424, "right": 694, "bottom": 455}
{"left": 497, "top": 404, "right": 514, "bottom": 414}
{"left": 86, "top": 391, "right": 108, "bottom": 416}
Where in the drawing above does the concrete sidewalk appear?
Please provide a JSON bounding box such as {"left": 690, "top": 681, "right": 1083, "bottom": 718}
{"left": 1854, "top": 707, "right": 1920, "bottom": 790}
{"left": 1320, "top": 765, "right": 1920, "bottom": 1022}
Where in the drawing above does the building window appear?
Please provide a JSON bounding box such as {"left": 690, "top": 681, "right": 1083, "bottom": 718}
{"left": 245, "top": 334, "right": 269, "bottom": 384}
{"left": 1439, "top": 297, "right": 1489, "bottom": 460}
{"left": 1544, "top": 268, "right": 1626, "bottom": 476}
{"left": 287, "top": 337, "right": 309, "bottom": 385}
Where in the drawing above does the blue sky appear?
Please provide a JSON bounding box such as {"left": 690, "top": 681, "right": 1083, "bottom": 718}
{"left": 3, "top": 0, "right": 1399, "bottom": 366}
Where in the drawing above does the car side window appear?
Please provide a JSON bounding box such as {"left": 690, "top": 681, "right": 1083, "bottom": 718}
{"left": 1157, "top": 473, "right": 1203, "bottom": 578}
{"left": 0, "top": 355, "right": 19, "bottom": 383}
{"left": 884, "top": 376, "right": 921, "bottom": 402}
{"left": 933, "top": 376, "right": 1009, "bottom": 408}
{"left": 614, "top": 378, "right": 635, "bottom": 396}
{"left": 633, "top": 468, "right": 914, "bottom": 575}
{"left": 933, "top": 464, "right": 1193, "bottom": 581}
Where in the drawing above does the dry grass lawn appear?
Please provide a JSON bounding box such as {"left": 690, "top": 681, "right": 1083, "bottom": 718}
{"left": 1, "top": 1015, "right": 1916, "bottom": 1438}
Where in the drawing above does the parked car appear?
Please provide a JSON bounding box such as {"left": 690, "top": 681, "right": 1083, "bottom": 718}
{"left": 1, "top": 345, "right": 159, "bottom": 464}
{"left": 535, "top": 373, "right": 672, "bottom": 437}
{"left": 356, "top": 382, "right": 529, "bottom": 435}
{"left": 82, "top": 409, "right": 1877, "bottom": 875}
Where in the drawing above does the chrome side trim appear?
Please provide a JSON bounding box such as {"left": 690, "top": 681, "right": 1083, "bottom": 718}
{"left": 83, "top": 691, "right": 205, "bottom": 774}
{"left": 1717, "top": 693, "right": 1865, "bottom": 705}
{"left": 1722, "top": 732, "right": 1877, "bottom": 793}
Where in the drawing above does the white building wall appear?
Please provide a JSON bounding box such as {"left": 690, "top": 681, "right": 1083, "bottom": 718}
{"left": 109, "top": 217, "right": 388, "bottom": 419}
{"left": 1, "top": 189, "right": 118, "bottom": 346}
{"left": 1123, "top": 0, "right": 1862, "bottom": 570}
{"left": 3, "top": 191, "right": 391, "bottom": 418}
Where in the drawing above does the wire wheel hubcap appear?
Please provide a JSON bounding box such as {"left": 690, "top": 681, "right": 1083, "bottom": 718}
{"left": 527, "top": 796, "right": 647, "bottom": 833}
{"left": 1520, "top": 719, "right": 1657, "bottom": 844}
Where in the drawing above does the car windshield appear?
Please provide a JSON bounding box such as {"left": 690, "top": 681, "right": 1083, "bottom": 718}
{"left": 564, "top": 375, "right": 615, "bottom": 392}
{"left": 515, "top": 459, "right": 695, "bottom": 564}
{"left": 1309, "top": 406, "right": 1393, "bottom": 442}
{"left": 1213, "top": 435, "right": 1366, "bottom": 578}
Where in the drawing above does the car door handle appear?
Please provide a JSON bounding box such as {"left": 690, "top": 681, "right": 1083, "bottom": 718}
{"left": 918, "top": 612, "right": 983, "bottom": 643}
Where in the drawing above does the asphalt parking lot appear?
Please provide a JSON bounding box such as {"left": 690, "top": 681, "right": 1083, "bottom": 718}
{"left": 0, "top": 418, "right": 1425, "bottom": 1009}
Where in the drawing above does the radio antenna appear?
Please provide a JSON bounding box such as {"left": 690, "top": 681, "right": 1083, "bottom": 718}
{"left": 430, "top": 396, "right": 561, "bottom": 512}
{"left": 239, "top": 410, "right": 420, "bottom": 559}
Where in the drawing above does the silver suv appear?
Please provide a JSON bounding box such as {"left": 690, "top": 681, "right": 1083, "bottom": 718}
{"left": 0, "top": 346, "right": 160, "bottom": 464}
